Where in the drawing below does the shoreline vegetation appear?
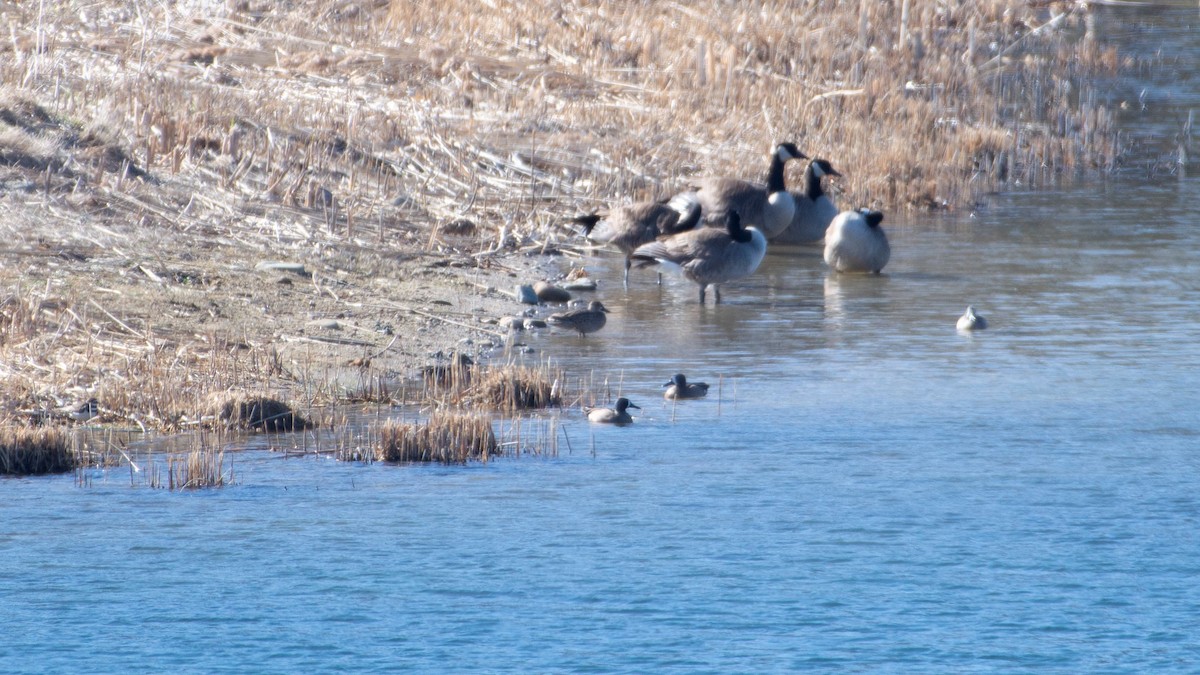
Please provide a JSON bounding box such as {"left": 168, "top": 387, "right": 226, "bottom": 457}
{"left": 0, "top": 1, "right": 1136, "bottom": 471}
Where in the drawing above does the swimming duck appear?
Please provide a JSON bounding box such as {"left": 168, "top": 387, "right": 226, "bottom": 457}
{"left": 956, "top": 306, "right": 988, "bottom": 331}
{"left": 585, "top": 397, "right": 641, "bottom": 424}
{"left": 546, "top": 300, "right": 609, "bottom": 336}
{"left": 823, "top": 208, "right": 890, "bottom": 273}
{"left": 570, "top": 199, "right": 701, "bottom": 286}
{"left": 631, "top": 211, "right": 767, "bottom": 304}
{"left": 773, "top": 159, "right": 842, "bottom": 244}
{"left": 662, "top": 373, "right": 709, "bottom": 400}
{"left": 670, "top": 142, "right": 807, "bottom": 239}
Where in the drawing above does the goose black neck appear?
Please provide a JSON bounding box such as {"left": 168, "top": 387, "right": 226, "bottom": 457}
{"left": 727, "top": 215, "right": 751, "bottom": 243}
{"left": 674, "top": 202, "right": 702, "bottom": 232}
{"left": 805, "top": 165, "right": 825, "bottom": 199}
{"left": 766, "top": 152, "right": 788, "bottom": 194}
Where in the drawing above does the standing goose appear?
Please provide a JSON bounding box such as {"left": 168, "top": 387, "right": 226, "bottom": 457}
{"left": 663, "top": 373, "right": 709, "bottom": 400}
{"left": 956, "top": 306, "right": 988, "bottom": 331}
{"left": 671, "top": 142, "right": 807, "bottom": 239}
{"left": 586, "top": 397, "right": 641, "bottom": 425}
{"left": 546, "top": 300, "right": 609, "bottom": 336}
{"left": 823, "top": 208, "right": 890, "bottom": 274}
{"left": 772, "top": 159, "right": 843, "bottom": 244}
{"left": 631, "top": 210, "right": 767, "bottom": 304}
{"left": 570, "top": 199, "right": 701, "bottom": 286}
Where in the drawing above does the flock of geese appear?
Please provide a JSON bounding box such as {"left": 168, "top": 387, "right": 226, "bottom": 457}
{"left": 549, "top": 141, "right": 984, "bottom": 424}
{"left": 569, "top": 142, "right": 891, "bottom": 305}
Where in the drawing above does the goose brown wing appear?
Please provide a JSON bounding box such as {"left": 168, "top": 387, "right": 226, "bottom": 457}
{"left": 693, "top": 177, "right": 769, "bottom": 225}
{"left": 632, "top": 227, "right": 724, "bottom": 266}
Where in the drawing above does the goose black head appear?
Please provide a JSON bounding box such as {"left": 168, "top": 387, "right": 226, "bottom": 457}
{"left": 862, "top": 210, "right": 884, "bottom": 228}
{"left": 810, "top": 159, "right": 842, "bottom": 179}
{"left": 775, "top": 142, "right": 808, "bottom": 162}
{"left": 571, "top": 213, "right": 603, "bottom": 236}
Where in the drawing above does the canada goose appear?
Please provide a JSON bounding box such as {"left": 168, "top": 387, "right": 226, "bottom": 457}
{"left": 631, "top": 211, "right": 767, "bottom": 304}
{"left": 773, "top": 159, "right": 843, "bottom": 244}
{"left": 546, "top": 300, "right": 609, "bottom": 336}
{"left": 956, "top": 306, "right": 988, "bottom": 331}
{"left": 671, "top": 142, "right": 807, "bottom": 239}
{"left": 663, "top": 373, "right": 709, "bottom": 400}
{"left": 824, "top": 208, "right": 890, "bottom": 273}
{"left": 570, "top": 199, "right": 701, "bottom": 286}
{"left": 586, "top": 397, "right": 641, "bottom": 424}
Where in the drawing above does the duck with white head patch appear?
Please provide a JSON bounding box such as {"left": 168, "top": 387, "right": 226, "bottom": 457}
{"left": 670, "top": 142, "right": 807, "bottom": 239}
{"left": 772, "top": 158, "right": 843, "bottom": 244}
{"left": 631, "top": 210, "right": 767, "bottom": 304}
{"left": 546, "top": 300, "right": 609, "bottom": 336}
{"left": 823, "top": 208, "right": 890, "bottom": 274}
{"left": 586, "top": 397, "right": 641, "bottom": 425}
{"left": 662, "top": 373, "right": 710, "bottom": 400}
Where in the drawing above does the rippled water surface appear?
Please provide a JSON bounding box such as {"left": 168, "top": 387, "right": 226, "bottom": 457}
{"left": 5, "top": 6, "right": 1200, "bottom": 673}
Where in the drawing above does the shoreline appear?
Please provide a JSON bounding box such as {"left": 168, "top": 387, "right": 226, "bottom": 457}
{"left": 0, "top": 1, "right": 1136, "bottom": 431}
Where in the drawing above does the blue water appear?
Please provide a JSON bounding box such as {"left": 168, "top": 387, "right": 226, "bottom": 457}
{"left": 5, "top": 5, "right": 1200, "bottom": 674}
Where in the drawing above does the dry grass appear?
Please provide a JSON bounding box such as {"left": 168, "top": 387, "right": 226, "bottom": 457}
{"left": 0, "top": 425, "right": 76, "bottom": 475}
{"left": 467, "top": 364, "right": 561, "bottom": 410}
{"left": 0, "top": 0, "right": 1134, "bottom": 429}
{"left": 376, "top": 411, "right": 497, "bottom": 463}
{"left": 0, "top": 282, "right": 304, "bottom": 431}
{"left": 0, "top": 1, "right": 1123, "bottom": 230}
{"left": 421, "top": 359, "right": 564, "bottom": 410}
{"left": 166, "top": 439, "right": 233, "bottom": 490}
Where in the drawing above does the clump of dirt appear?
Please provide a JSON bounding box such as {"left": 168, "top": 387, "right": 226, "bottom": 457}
{"left": 206, "top": 393, "right": 310, "bottom": 432}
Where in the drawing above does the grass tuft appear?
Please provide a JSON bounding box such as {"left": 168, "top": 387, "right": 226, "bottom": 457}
{"left": 0, "top": 426, "right": 76, "bottom": 475}
{"left": 375, "top": 411, "right": 497, "bottom": 464}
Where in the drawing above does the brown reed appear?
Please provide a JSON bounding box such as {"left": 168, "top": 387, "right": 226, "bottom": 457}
{"left": 421, "top": 359, "right": 564, "bottom": 411}
{"left": 167, "top": 445, "right": 232, "bottom": 489}
{"left": 0, "top": 426, "right": 76, "bottom": 475}
{"left": 466, "top": 364, "right": 562, "bottom": 411}
{"left": 375, "top": 411, "right": 497, "bottom": 464}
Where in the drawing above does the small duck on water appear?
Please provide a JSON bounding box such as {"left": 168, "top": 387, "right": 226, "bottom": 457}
{"left": 956, "top": 306, "right": 988, "bottom": 331}
{"left": 547, "top": 300, "right": 609, "bottom": 336}
{"left": 586, "top": 397, "right": 641, "bottom": 425}
{"left": 662, "top": 373, "right": 709, "bottom": 400}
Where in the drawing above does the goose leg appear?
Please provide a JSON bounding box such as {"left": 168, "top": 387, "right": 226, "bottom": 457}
{"left": 714, "top": 286, "right": 722, "bottom": 304}
{"left": 698, "top": 284, "right": 707, "bottom": 304}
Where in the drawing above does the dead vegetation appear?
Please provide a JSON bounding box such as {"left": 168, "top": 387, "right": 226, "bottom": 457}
{"left": 375, "top": 411, "right": 498, "bottom": 463}
{"left": 0, "top": 0, "right": 1133, "bottom": 433}
{"left": 422, "top": 358, "right": 564, "bottom": 411}
{"left": 0, "top": 426, "right": 77, "bottom": 475}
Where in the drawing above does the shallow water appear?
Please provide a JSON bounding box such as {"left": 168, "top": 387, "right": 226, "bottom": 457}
{"left": 5, "top": 5, "right": 1200, "bottom": 674}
